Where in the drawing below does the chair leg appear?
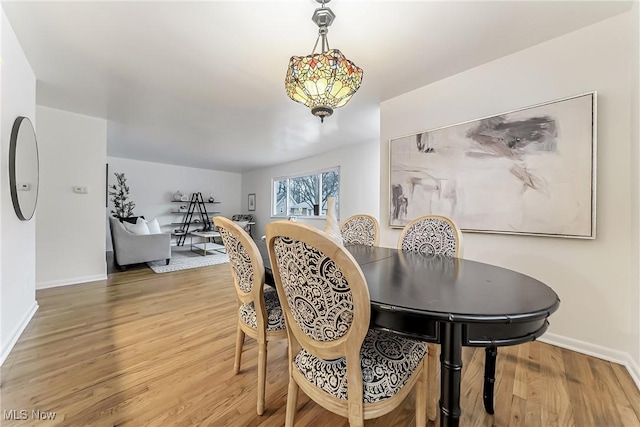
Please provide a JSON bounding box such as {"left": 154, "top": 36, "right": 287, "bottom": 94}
{"left": 257, "top": 341, "right": 267, "bottom": 415}
{"left": 427, "top": 343, "right": 438, "bottom": 421}
{"left": 347, "top": 399, "right": 364, "bottom": 427}
{"left": 284, "top": 376, "right": 299, "bottom": 427}
{"left": 234, "top": 325, "right": 244, "bottom": 374}
{"left": 416, "top": 358, "right": 428, "bottom": 426}
{"left": 348, "top": 414, "right": 365, "bottom": 427}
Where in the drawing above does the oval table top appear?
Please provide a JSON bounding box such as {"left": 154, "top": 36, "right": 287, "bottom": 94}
{"left": 357, "top": 248, "right": 560, "bottom": 324}
{"left": 258, "top": 242, "right": 560, "bottom": 325}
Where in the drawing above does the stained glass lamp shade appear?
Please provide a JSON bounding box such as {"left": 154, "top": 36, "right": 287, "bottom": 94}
{"left": 285, "top": 0, "right": 363, "bottom": 122}
{"left": 285, "top": 49, "right": 363, "bottom": 121}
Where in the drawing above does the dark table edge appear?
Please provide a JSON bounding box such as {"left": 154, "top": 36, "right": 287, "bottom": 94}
{"left": 371, "top": 298, "right": 560, "bottom": 324}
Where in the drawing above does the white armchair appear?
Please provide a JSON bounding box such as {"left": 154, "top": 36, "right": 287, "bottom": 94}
{"left": 231, "top": 214, "right": 254, "bottom": 236}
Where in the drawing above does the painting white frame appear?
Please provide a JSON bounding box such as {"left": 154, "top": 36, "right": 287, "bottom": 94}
{"left": 389, "top": 92, "right": 597, "bottom": 239}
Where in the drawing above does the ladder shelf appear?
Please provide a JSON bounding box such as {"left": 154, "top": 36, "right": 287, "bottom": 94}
{"left": 175, "top": 192, "right": 215, "bottom": 246}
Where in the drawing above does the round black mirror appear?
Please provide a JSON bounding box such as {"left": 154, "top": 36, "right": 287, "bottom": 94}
{"left": 9, "top": 116, "right": 39, "bottom": 221}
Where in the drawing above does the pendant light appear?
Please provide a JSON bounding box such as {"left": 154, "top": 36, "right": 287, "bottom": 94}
{"left": 284, "top": 0, "right": 363, "bottom": 122}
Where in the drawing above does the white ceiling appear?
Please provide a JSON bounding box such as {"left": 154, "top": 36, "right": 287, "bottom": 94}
{"left": 2, "top": 0, "right": 631, "bottom": 173}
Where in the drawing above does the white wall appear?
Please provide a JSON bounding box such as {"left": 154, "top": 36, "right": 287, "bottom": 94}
{"left": 631, "top": 1, "right": 640, "bottom": 371}
{"left": 0, "top": 7, "right": 37, "bottom": 364}
{"left": 241, "top": 140, "right": 380, "bottom": 239}
{"left": 35, "top": 106, "right": 107, "bottom": 289}
{"left": 106, "top": 157, "right": 242, "bottom": 250}
{"left": 381, "top": 12, "right": 639, "bottom": 383}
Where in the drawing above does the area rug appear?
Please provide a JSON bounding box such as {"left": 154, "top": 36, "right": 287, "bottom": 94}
{"left": 147, "top": 246, "right": 229, "bottom": 273}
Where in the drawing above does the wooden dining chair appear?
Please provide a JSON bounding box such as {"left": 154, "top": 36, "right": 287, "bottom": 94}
{"left": 398, "top": 215, "right": 498, "bottom": 419}
{"left": 397, "top": 214, "right": 463, "bottom": 420}
{"left": 213, "top": 217, "right": 287, "bottom": 416}
{"left": 266, "top": 221, "right": 428, "bottom": 427}
{"left": 397, "top": 214, "right": 463, "bottom": 257}
{"left": 340, "top": 214, "right": 380, "bottom": 246}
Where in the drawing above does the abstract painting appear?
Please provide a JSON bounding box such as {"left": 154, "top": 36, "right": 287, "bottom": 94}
{"left": 389, "top": 92, "right": 596, "bottom": 238}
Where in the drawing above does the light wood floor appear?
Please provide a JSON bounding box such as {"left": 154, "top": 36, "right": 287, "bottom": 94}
{"left": 1, "top": 263, "right": 639, "bottom": 426}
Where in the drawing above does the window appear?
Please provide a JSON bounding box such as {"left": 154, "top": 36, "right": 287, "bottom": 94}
{"left": 272, "top": 167, "right": 340, "bottom": 218}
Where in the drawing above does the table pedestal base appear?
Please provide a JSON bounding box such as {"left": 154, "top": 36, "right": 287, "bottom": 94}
{"left": 483, "top": 346, "right": 497, "bottom": 414}
{"left": 440, "top": 322, "right": 462, "bottom": 427}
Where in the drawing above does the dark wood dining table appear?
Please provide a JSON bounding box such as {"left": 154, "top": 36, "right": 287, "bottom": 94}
{"left": 256, "top": 241, "right": 560, "bottom": 427}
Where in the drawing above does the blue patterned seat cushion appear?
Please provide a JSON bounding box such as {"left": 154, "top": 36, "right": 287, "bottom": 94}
{"left": 293, "top": 329, "right": 427, "bottom": 403}
{"left": 238, "top": 288, "right": 286, "bottom": 331}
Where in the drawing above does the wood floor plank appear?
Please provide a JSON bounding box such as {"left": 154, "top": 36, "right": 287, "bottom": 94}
{"left": 513, "top": 341, "right": 530, "bottom": 400}
{"left": 612, "top": 362, "right": 640, "bottom": 419}
{"left": 597, "top": 361, "right": 640, "bottom": 427}
{"left": 587, "top": 355, "right": 623, "bottom": 426}
{"left": 539, "top": 342, "right": 574, "bottom": 427}
{"left": 1, "top": 262, "right": 638, "bottom": 426}
{"left": 509, "top": 395, "right": 527, "bottom": 427}
{"left": 493, "top": 344, "right": 519, "bottom": 427}
{"left": 562, "top": 347, "right": 598, "bottom": 427}
{"left": 460, "top": 347, "right": 492, "bottom": 427}
{"left": 524, "top": 342, "right": 541, "bottom": 427}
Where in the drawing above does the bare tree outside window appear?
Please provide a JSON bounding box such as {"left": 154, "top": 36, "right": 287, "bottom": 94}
{"left": 321, "top": 170, "right": 339, "bottom": 214}
{"left": 272, "top": 168, "right": 340, "bottom": 217}
{"left": 273, "top": 179, "right": 288, "bottom": 215}
{"left": 289, "top": 175, "right": 319, "bottom": 215}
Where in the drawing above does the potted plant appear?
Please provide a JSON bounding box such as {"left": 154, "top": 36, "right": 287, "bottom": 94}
{"left": 109, "top": 172, "right": 136, "bottom": 218}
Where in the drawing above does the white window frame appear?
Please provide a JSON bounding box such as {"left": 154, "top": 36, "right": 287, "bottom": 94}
{"left": 271, "top": 166, "right": 340, "bottom": 219}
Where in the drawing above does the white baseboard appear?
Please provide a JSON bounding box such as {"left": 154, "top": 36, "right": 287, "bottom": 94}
{"left": 540, "top": 332, "right": 640, "bottom": 391}
{"left": 37, "top": 274, "right": 107, "bottom": 289}
{"left": 0, "top": 302, "right": 38, "bottom": 366}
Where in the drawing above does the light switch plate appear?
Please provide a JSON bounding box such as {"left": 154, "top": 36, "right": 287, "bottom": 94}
{"left": 73, "top": 186, "right": 88, "bottom": 194}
